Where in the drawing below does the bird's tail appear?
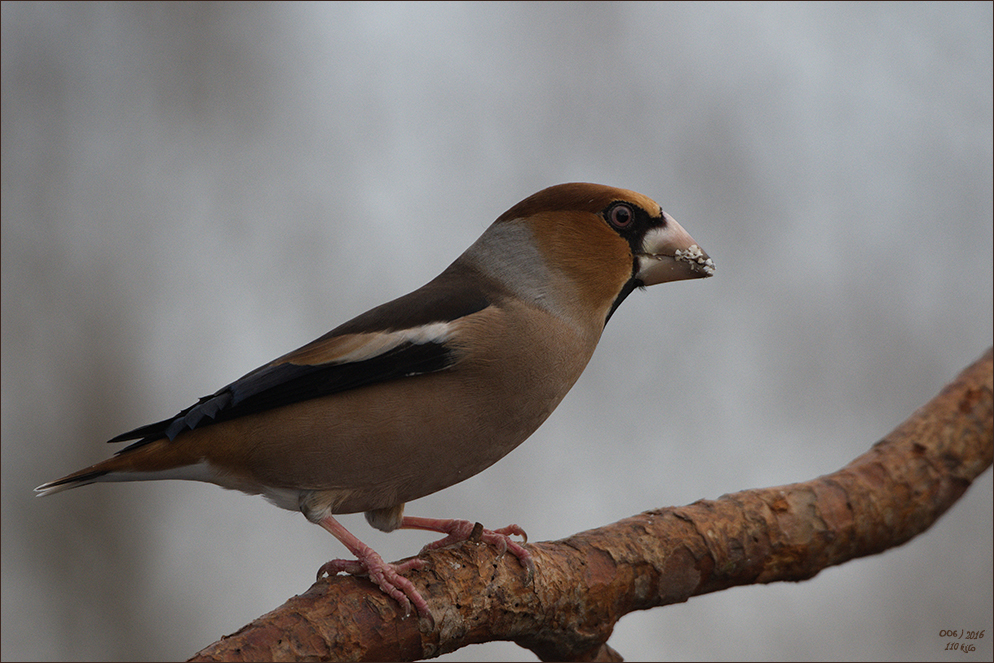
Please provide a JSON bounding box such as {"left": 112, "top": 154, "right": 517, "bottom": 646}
{"left": 35, "top": 436, "right": 204, "bottom": 497}
{"left": 34, "top": 466, "right": 112, "bottom": 496}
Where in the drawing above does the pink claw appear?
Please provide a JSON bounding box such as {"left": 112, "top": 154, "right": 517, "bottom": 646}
{"left": 316, "top": 515, "right": 432, "bottom": 620}
{"left": 402, "top": 516, "right": 535, "bottom": 583}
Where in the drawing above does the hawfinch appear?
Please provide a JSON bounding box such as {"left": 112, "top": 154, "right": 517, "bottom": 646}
{"left": 37, "top": 182, "right": 714, "bottom": 619}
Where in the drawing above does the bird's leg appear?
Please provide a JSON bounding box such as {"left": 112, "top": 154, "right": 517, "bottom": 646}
{"left": 315, "top": 514, "right": 430, "bottom": 619}
{"left": 400, "top": 516, "right": 535, "bottom": 582}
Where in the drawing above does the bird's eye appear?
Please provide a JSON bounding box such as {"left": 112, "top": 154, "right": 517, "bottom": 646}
{"left": 608, "top": 203, "right": 634, "bottom": 229}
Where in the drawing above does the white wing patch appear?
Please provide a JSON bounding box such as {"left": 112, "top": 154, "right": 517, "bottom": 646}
{"left": 331, "top": 322, "right": 456, "bottom": 364}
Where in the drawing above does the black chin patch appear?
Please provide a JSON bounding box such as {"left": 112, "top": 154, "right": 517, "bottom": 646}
{"left": 605, "top": 278, "right": 641, "bottom": 325}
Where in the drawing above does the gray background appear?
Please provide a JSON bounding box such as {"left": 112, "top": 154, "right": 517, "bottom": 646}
{"left": 2, "top": 3, "right": 991, "bottom": 661}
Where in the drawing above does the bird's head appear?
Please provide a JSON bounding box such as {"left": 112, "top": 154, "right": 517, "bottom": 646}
{"left": 486, "top": 182, "right": 714, "bottom": 325}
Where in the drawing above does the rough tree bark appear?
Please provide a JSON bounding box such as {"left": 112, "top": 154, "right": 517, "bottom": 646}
{"left": 190, "top": 348, "right": 993, "bottom": 662}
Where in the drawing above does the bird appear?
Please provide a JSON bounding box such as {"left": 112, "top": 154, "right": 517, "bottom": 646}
{"left": 36, "top": 182, "right": 714, "bottom": 619}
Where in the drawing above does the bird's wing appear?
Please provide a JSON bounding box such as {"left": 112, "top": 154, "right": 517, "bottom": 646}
{"left": 110, "top": 262, "right": 496, "bottom": 451}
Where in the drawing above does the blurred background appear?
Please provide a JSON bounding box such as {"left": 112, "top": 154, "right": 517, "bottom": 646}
{"left": 2, "top": 3, "right": 991, "bottom": 661}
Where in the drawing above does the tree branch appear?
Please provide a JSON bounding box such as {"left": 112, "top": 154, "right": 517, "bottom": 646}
{"left": 190, "top": 348, "right": 993, "bottom": 662}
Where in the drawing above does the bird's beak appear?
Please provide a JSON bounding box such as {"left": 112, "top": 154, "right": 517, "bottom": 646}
{"left": 635, "top": 213, "right": 715, "bottom": 285}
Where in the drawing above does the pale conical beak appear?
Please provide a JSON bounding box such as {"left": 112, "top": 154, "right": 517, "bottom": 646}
{"left": 635, "top": 212, "right": 714, "bottom": 285}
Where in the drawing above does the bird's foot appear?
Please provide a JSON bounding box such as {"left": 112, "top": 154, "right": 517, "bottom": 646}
{"left": 317, "top": 553, "right": 429, "bottom": 618}
{"left": 316, "top": 514, "right": 431, "bottom": 620}
{"left": 403, "top": 516, "right": 535, "bottom": 583}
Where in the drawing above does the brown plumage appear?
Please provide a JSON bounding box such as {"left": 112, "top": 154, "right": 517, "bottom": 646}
{"left": 36, "top": 182, "right": 714, "bottom": 619}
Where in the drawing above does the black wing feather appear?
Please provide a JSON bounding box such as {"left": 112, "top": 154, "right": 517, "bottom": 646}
{"left": 113, "top": 339, "right": 455, "bottom": 453}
